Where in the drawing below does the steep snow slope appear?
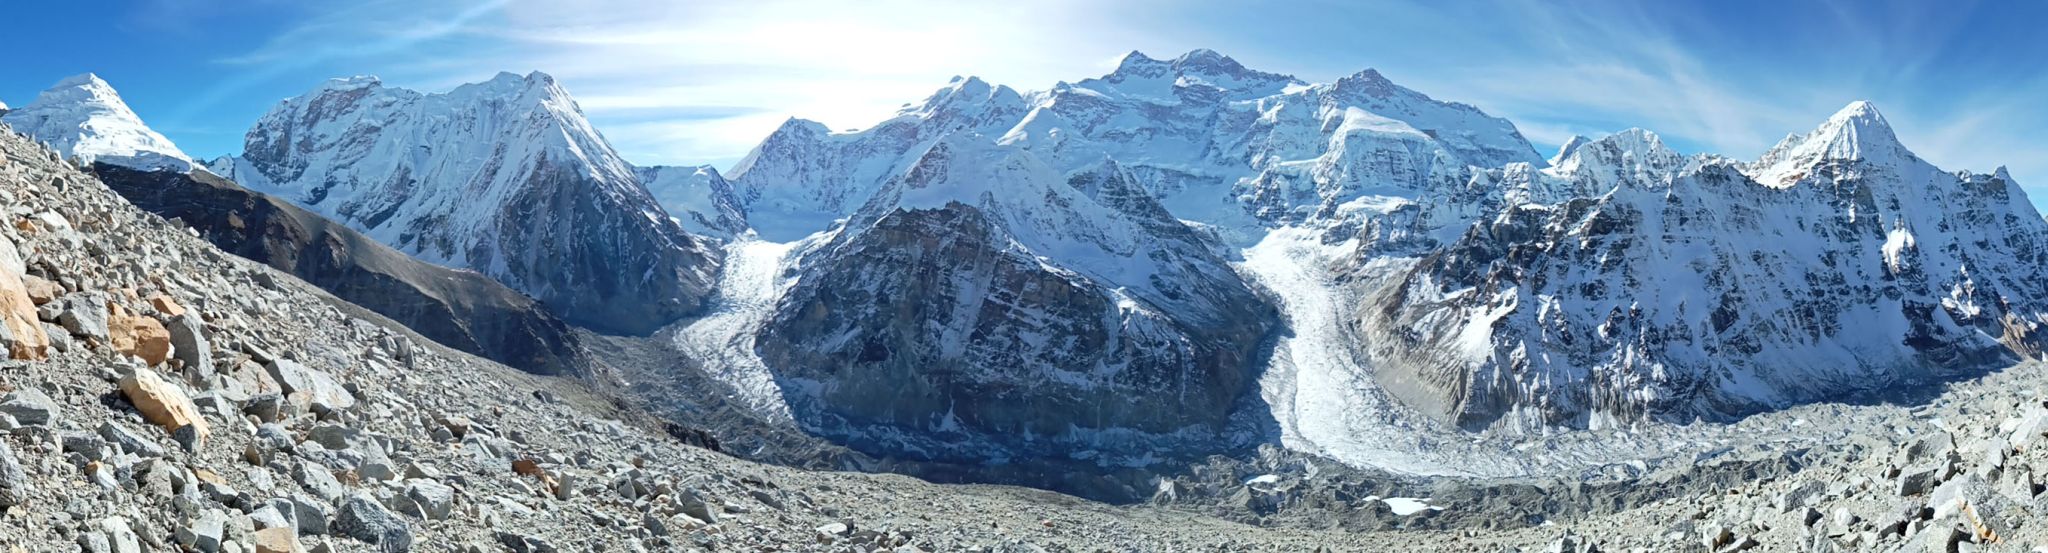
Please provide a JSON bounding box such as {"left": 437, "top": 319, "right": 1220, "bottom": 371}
{"left": 214, "top": 71, "right": 720, "bottom": 335}
{"left": 1355, "top": 103, "right": 2048, "bottom": 430}
{"left": 756, "top": 134, "right": 1276, "bottom": 461}
{"left": 1, "top": 73, "right": 196, "bottom": 171}
{"left": 1000, "top": 51, "right": 1544, "bottom": 240}
{"left": 637, "top": 165, "right": 749, "bottom": 239}
{"left": 727, "top": 77, "right": 1027, "bottom": 240}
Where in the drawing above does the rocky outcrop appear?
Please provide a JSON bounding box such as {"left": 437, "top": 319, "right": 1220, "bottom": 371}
{"left": 92, "top": 164, "right": 583, "bottom": 375}
{"left": 758, "top": 136, "right": 1276, "bottom": 462}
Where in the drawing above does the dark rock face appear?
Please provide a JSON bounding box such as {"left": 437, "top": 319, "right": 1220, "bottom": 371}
{"left": 93, "top": 163, "right": 583, "bottom": 376}
{"left": 756, "top": 142, "right": 1276, "bottom": 462}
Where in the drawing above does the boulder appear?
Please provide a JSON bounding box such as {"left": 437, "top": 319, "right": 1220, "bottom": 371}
{"left": 165, "top": 313, "right": 213, "bottom": 379}
{"left": 175, "top": 509, "right": 228, "bottom": 553}
{"left": 58, "top": 293, "right": 110, "bottom": 341}
{"left": 117, "top": 368, "right": 209, "bottom": 450}
{"left": 108, "top": 304, "right": 172, "bottom": 366}
{"left": 0, "top": 237, "right": 50, "bottom": 360}
{"left": 402, "top": 479, "right": 454, "bottom": 520}
{"left": 265, "top": 359, "right": 356, "bottom": 412}
{"left": 334, "top": 493, "right": 412, "bottom": 552}
{"left": 0, "top": 388, "right": 60, "bottom": 426}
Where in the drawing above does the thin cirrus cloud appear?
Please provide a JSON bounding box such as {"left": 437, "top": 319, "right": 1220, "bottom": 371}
{"left": 188, "top": 0, "right": 2048, "bottom": 197}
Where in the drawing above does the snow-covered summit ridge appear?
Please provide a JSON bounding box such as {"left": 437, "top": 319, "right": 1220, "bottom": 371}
{"left": 1745, "top": 101, "right": 1912, "bottom": 187}
{"left": 0, "top": 73, "right": 196, "bottom": 172}
{"left": 219, "top": 69, "right": 719, "bottom": 334}
{"left": 731, "top": 48, "right": 1545, "bottom": 243}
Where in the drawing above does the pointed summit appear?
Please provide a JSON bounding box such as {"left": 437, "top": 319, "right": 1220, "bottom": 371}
{"left": 1746, "top": 100, "right": 1913, "bottom": 187}
{"left": 1550, "top": 135, "right": 1592, "bottom": 167}
{"left": 0, "top": 73, "right": 195, "bottom": 171}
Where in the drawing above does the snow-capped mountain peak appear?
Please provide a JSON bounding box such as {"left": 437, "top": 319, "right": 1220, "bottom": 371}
{"left": 1747, "top": 100, "right": 1912, "bottom": 187}
{"left": 1, "top": 73, "right": 196, "bottom": 172}
{"left": 1549, "top": 135, "right": 1592, "bottom": 166}
{"left": 1090, "top": 48, "right": 1302, "bottom": 100}
{"left": 221, "top": 71, "right": 719, "bottom": 334}
{"left": 1547, "top": 127, "right": 1687, "bottom": 187}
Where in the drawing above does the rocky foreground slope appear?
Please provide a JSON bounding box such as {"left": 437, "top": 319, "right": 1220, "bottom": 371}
{"left": 88, "top": 164, "right": 583, "bottom": 376}
{"left": 2, "top": 97, "right": 2048, "bottom": 552}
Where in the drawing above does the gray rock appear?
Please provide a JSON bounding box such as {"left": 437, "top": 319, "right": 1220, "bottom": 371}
{"left": 495, "top": 531, "right": 559, "bottom": 553}
{"left": 0, "top": 387, "right": 60, "bottom": 426}
{"left": 1776, "top": 480, "right": 1826, "bottom": 512}
{"left": 63, "top": 431, "right": 110, "bottom": 461}
{"left": 0, "top": 440, "right": 29, "bottom": 507}
{"left": 165, "top": 313, "right": 214, "bottom": 379}
{"left": 308, "top": 424, "right": 355, "bottom": 450}
{"left": 99, "top": 421, "right": 167, "bottom": 458}
{"left": 177, "top": 509, "right": 229, "bottom": 553}
{"left": 293, "top": 462, "right": 347, "bottom": 503}
{"left": 403, "top": 479, "right": 455, "bottom": 520}
{"left": 335, "top": 493, "right": 412, "bottom": 552}
{"left": 1896, "top": 465, "right": 1941, "bottom": 497}
{"left": 679, "top": 489, "right": 718, "bottom": 524}
{"left": 101, "top": 517, "right": 143, "bottom": 553}
{"left": 265, "top": 359, "right": 356, "bottom": 413}
{"left": 286, "top": 493, "right": 333, "bottom": 536}
{"left": 2012, "top": 408, "right": 2048, "bottom": 449}
{"left": 643, "top": 512, "right": 668, "bottom": 537}
{"left": 244, "top": 394, "right": 287, "bottom": 423}
{"left": 1928, "top": 475, "right": 2024, "bottom": 541}
{"left": 59, "top": 293, "right": 110, "bottom": 340}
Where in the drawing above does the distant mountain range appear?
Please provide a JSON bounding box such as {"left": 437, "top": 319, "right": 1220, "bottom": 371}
{"left": 7, "top": 50, "right": 2043, "bottom": 474}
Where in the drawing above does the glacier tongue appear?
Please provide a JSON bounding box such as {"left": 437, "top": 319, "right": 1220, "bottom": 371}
{"left": 670, "top": 238, "right": 802, "bottom": 422}
{"left": 1, "top": 73, "right": 196, "bottom": 172}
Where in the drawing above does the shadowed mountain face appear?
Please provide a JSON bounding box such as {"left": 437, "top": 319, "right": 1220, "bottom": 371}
{"left": 92, "top": 163, "right": 584, "bottom": 376}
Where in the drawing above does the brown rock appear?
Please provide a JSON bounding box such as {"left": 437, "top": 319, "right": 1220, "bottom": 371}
{"left": 21, "top": 275, "right": 59, "bottom": 306}
{"left": 118, "top": 368, "right": 209, "bottom": 448}
{"left": 0, "top": 238, "right": 50, "bottom": 360}
{"left": 148, "top": 295, "right": 187, "bottom": 318}
{"left": 251, "top": 527, "right": 303, "bottom": 553}
{"left": 108, "top": 304, "right": 172, "bottom": 366}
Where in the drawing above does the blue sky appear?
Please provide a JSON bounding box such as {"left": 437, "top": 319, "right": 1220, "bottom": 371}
{"left": 4, "top": 0, "right": 2045, "bottom": 202}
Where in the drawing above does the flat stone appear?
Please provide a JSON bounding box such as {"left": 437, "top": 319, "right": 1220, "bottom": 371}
{"left": 0, "top": 388, "right": 59, "bottom": 426}
{"left": 1896, "top": 465, "right": 1941, "bottom": 497}
{"left": 98, "top": 421, "right": 167, "bottom": 458}
{"left": 265, "top": 359, "right": 355, "bottom": 413}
